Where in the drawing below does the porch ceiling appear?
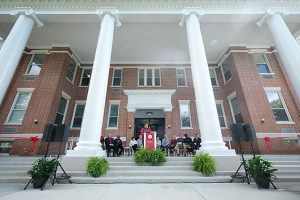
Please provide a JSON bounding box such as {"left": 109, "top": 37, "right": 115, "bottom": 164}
{"left": 1, "top": 13, "right": 300, "bottom": 64}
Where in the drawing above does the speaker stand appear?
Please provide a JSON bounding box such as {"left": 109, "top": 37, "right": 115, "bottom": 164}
{"left": 230, "top": 141, "right": 250, "bottom": 184}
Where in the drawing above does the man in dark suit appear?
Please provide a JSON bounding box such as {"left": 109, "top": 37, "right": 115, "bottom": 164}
{"left": 105, "top": 134, "right": 115, "bottom": 157}
{"left": 114, "top": 135, "right": 124, "bottom": 156}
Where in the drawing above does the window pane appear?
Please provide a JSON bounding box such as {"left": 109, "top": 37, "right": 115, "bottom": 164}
{"left": 272, "top": 109, "right": 289, "bottom": 121}
{"left": 257, "top": 64, "right": 270, "bottom": 73}
{"left": 147, "top": 69, "right": 152, "bottom": 78}
{"left": 27, "top": 64, "right": 41, "bottom": 75}
{"left": 14, "top": 93, "right": 31, "bottom": 109}
{"left": 32, "top": 54, "right": 46, "bottom": 65}
{"left": 209, "top": 69, "right": 215, "bottom": 78}
{"left": 72, "top": 104, "right": 85, "bottom": 128}
{"left": 216, "top": 104, "right": 223, "bottom": 116}
{"left": 180, "top": 104, "right": 190, "bottom": 117}
{"left": 54, "top": 113, "right": 64, "bottom": 124}
{"left": 81, "top": 69, "right": 91, "bottom": 86}
{"left": 75, "top": 105, "right": 85, "bottom": 116}
{"left": 114, "top": 69, "right": 121, "bottom": 77}
{"left": 73, "top": 117, "right": 83, "bottom": 128}
{"left": 9, "top": 110, "right": 26, "bottom": 123}
{"left": 67, "top": 59, "right": 76, "bottom": 81}
{"left": 230, "top": 97, "right": 241, "bottom": 115}
{"left": 108, "top": 117, "right": 118, "bottom": 127}
{"left": 177, "top": 69, "right": 184, "bottom": 76}
{"left": 139, "top": 69, "right": 144, "bottom": 78}
{"left": 224, "top": 70, "right": 232, "bottom": 82}
{"left": 181, "top": 117, "right": 191, "bottom": 128}
{"left": 154, "top": 69, "right": 160, "bottom": 77}
{"left": 222, "top": 62, "right": 232, "bottom": 82}
{"left": 147, "top": 78, "right": 152, "bottom": 86}
{"left": 266, "top": 91, "right": 284, "bottom": 108}
{"left": 110, "top": 105, "right": 119, "bottom": 117}
{"left": 139, "top": 78, "right": 144, "bottom": 86}
{"left": 58, "top": 97, "right": 68, "bottom": 114}
{"left": 253, "top": 53, "right": 266, "bottom": 64}
{"left": 113, "top": 78, "right": 121, "bottom": 86}
{"left": 219, "top": 116, "right": 226, "bottom": 127}
{"left": 178, "top": 78, "right": 186, "bottom": 86}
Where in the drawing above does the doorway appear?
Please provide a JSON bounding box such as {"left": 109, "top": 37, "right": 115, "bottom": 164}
{"left": 134, "top": 109, "right": 165, "bottom": 139}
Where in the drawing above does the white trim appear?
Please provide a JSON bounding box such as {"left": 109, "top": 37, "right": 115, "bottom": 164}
{"left": 111, "top": 68, "right": 122, "bottom": 87}
{"left": 209, "top": 68, "right": 219, "bottom": 87}
{"left": 176, "top": 68, "right": 187, "bottom": 87}
{"left": 66, "top": 54, "right": 79, "bottom": 84}
{"left": 79, "top": 67, "right": 92, "bottom": 87}
{"left": 71, "top": 101, "right": 86, "bottom": 129}
{"left": 179, "top": 100, "right": 192, "bottom": 129}
{"left": 219, "top": 55, "right": 232, "bottom": 85}
{"left": 56, "top": 91, "right": 71, "bottom": 124}
{"left": 5, "top": 89, "right": 33, "bottom": 125}
{"left": 264, "top": 88, "right": 293, "bottom": 123}
{"left": 107, "top": 100, "right": 121, "bottom": 129}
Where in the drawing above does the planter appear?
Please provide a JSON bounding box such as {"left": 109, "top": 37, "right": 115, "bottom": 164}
{"left": 32, "top": 177, "right": 48, "bottom": 189}
{"left": 254, "top": 177, "right": 270, "bottom": 189}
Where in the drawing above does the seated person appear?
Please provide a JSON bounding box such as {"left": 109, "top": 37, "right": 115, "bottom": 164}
{"left": 183, "top": 134, "right": 193, "bottom": 154}
{"left": 156, "top": 136, "right": 162, "bottom": 149}
{"left": 104, "top": 134, "right": 115, "bottom": 157}
{"left": 129, "top": 136, "right": 138, "bottom": 154}
{"left": 114, "top": 135, "right": 124, "bottom": 156}
{"left": 169, "top": 136, "right": 177, "bottom": 155}
{"left": 193, "top": 134, "right": 201, "bottom": 151}
{"left": 137, "top": 134, "right": 143, "bottom": 149}
{"left": 100, "top": 136, "right": 105, "bottom": 150}
{"left": 162, "top": 135, "right": 171, "bottom": 155}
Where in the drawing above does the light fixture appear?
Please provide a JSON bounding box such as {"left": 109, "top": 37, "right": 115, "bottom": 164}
{"left": 146, "top": 111, "right": 153, "bottom": 117}
{"left": 128, "top": 125, "right": 132, "bottom": 129}
{"left": 168, "top": 124, "right": 171, "bottom": 129}
{"left": 261, "top": 119, "right": 265, "bottom": 124}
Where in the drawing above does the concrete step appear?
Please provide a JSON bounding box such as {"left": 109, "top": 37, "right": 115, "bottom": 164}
{"left": 108, "top": 166, "right": 193, "bottom": 171}
{"left": 70, "top": 175, "right": 232, "bottom": 184}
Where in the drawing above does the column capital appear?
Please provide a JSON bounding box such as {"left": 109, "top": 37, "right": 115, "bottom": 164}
{"left": 10, "top": 8, "right": 44, "bottom": 27}
{"left": 256, "top": 8, "right": 289, "bottom": 27}
{"left": 179, "top": 9, "right": 205, "bottom": 27}
{"left": 96, "top": 8, "right": 122, "bottom": 27}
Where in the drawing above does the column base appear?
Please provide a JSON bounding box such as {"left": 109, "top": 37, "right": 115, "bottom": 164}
{"left": 196, "top": 149, "right": 240, "bottom": 171}
{"left": 66, "top": 141, "right": 106, "bottom": 157}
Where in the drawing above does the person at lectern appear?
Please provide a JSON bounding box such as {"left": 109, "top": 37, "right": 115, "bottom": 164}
{"left": 140, "top": 123, "right": 152, "bottom": 138}
{"left": 105, "top": 134, "right": 115, "bottom": 157}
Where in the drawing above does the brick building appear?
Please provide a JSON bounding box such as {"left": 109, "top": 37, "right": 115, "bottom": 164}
{"left": 0, "top": 0, "right": 300, "bottom": 157}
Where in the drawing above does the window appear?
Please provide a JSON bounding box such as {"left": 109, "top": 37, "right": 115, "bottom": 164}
{"left": 216, "top": 103, "right": 226, "bottom": 128}
{"left": 176, "top": 69, "right": 186, "bottom": 86}
{"left": 26, "top": 54, "right": 46, "bottom": 76}
{"left": 221, "top": 59, "right": 232, "bottom": 83}
{"left": 71, "top": 103, "right": 85, "bottom": 128}
{"left": 7, "top": 91, "right": 32, "bottom": 124}
{"left": 138, "top": 68, "right": 160, "bottom": 86}
{"left": 80, "top": 68, "right": 92, "bottom": 86}
{"left": 209, "top": 68, "right": 218, "bottom": 86}
{"left": 112, "top": 69, "right": 122, "bottom": 87}
{"left": 265, "top": 90, "right": 291, "bottom": 122}
{"left": 108, "top": 102, "right": 119, "bottom": 128}
{"left": 179, "top": 101, "right": 192, "bottom": 128}
{"left": 228, "top": 93, "right": 243, "bottom": 123}
{"left": 54, "top": 94, "right": 70, "bottom": 124}
{"left": 253, "top": 53, "right": 273, "bottom": 79}
{"left": 66, "top": 58, "right": 77, "bottom": 82}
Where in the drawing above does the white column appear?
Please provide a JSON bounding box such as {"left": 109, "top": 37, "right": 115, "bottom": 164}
{"left": 0, "top": 9, "right": 43, "bottom": 105}
{"left": 257, "top": 10, "right": 300, "bottom": 101}
{"left": 183, "top": 11, "right": 235, "bottom": 156}
{"left": 67, "top": 11, "right": 120, "bottom": 157}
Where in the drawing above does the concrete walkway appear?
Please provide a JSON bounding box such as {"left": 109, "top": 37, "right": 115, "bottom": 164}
{"left": 0, "top": 183, "right": 299, "bottom": 200}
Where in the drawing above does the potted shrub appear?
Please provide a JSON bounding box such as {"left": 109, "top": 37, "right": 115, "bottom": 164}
{"left": 86, "top": 157, "right": 109, "bottom": 177}
{"left": 27, "top": 158, "right": 58, "bottom": 189}
{"left": 193, "top": 153, "right": 216, "bottom": 176}
{"left": 134, "top": 148, "right": 166, "bottom": 166}
{"left": 246, "top": 156, "right": 277, "bottom": 189}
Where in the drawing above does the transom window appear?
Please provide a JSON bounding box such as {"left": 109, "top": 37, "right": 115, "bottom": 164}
{"left": 54, "top": 95, "right": 69, "bottom": 124}
{"left": 112, "top": 69, "right": 122, "bottom": 87}
{"left": 108, "top": 102, "right": 120, "bottom": 128}
{"left": 221, "top": 59, "right": 232, "bottom": 83}
{"left": 265, "top": 90, "right": 291, "bottom": 122}
{"left": 228, "top": 94, "right": 243, "bottom": 124}
{"left": 139, "top": 68, "right": 160, "bottom": 86}
{"left": 66, "top": 58, "right": 77, "bottom": 83}
{"left": 7, "top": 91, "right": 32, "bottom": 124}
{"left": 71, "top": 103, "right": 85, "bottom": 128}
{"left": 179, "top": 101, "right": 192, "bottom": 128}
{"left": 176, "top": 69, "right": 186, "bottom": 86}
{"left": 26, "top": 54, "right": 46, "bottom": 76}
{"left": 253, "top": 53, "right": 273, "bottom": 79}
{"left": 216, "top": 103, "right": 226, "bottom": 128}
{"left": 80, "top": 68, "right": 92, "bottom": 86}
{"left": 209, "top": 68, "right": 218, "bottom": 87}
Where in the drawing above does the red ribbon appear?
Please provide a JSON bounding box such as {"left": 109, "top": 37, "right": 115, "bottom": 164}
{"left": 30, "top": 137, "right": 39, "bottom": 153}
{"left": 264, "top": 137, "right": 271, "bottom": 153}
